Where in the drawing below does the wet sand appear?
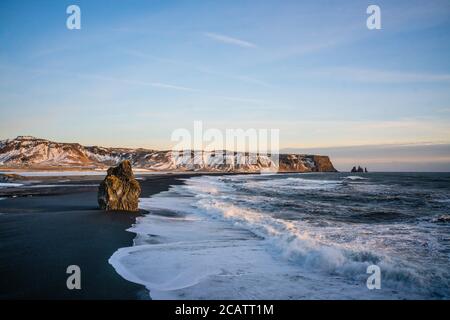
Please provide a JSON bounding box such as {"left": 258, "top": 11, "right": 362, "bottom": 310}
{"left": 0, "top": 173, "right": 196, "bottom": 299}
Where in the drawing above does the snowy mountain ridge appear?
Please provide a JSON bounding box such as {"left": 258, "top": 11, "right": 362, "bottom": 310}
{"left": 0, "top": 136, "right": 337, "bottom": 172}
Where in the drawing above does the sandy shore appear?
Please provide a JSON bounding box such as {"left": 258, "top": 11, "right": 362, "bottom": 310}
{"left": 0, "top": 173, "right": 198, "bottom": 299}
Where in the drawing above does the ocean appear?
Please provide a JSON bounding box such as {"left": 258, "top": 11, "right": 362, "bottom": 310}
{"left": 109, "top": 172, "right": 450, "bottom": 299}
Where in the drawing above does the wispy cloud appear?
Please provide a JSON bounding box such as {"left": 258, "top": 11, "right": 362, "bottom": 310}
{"left": 122, "top": 48, "right": 273, "bottom": 87}
{"left": 311, "top": 67, "right": 450, "bottom": 83}
{"left": 72, "top": 73, "right": 199, "bottom": 92}
{"left": 438, "top": 108, "right": 450, "bottom": 113}
{"left": 210, "top": 95, "right": 266, "bottom": 104}
{"left": 0, "top": 64, "right": 200, "bottom": 93}
{"left": 203, "top": 32, "right": 257, "bottom": 48}
{"left": 13, "top": 64, "right": 267, "bottom": 103}
{"left": 72, "top": 71, "right": 266, "bottom": 103}
{"left": 144, "top": 82, "right": 198, "bottom": 92}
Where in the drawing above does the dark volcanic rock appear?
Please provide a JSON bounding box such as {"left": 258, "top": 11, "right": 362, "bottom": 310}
{"left": 351, "top": 166, "right": 364, "bottom": 173}
{"left": 98, "top": 160, "right": 141, "bottom": 212}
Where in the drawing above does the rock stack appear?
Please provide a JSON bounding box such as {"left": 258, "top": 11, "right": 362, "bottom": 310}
{"left": 351, "top": 166, "right": 365, "bottom": 173}
{"left": 98, "top": 160, "right": 141, "bottom": 212}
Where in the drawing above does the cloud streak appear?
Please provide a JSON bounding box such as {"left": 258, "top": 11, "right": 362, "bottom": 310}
{"left": 203, "top": 32, "right": 257, "bottom": 48}
{"left": 311, "top": 67, "right": 450, "bottom": 83}
{"left": 121, "top": 49, "right": 273, "bottom": 87}
{"left": 72, "top": 73, "right": 200, "bottom": 92}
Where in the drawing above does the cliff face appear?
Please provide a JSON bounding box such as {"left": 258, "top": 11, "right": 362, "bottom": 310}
{"left": 0, "top": 136, "right": 337, "bottom": 173}
{"left": 312, "top": 155, "right": 337, "bottom": 172}
{"left": 278, "top": 154, "right": 336, "bottom": 172}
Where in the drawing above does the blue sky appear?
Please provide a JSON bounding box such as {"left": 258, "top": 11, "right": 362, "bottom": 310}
{"left": 1, "top": 0, "right": 450, "bottom": 168}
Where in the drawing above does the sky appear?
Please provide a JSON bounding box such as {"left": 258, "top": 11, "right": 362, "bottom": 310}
{"left": 0, "top": 0, "right": 450, "bottom": 171}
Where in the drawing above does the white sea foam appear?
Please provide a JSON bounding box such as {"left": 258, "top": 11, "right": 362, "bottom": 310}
{"left": 242, "top": 176, "right": 342, "bottom": 192}
{"left": 433, "top": 214, "right": 450, "bottom": 222}
{"left": 344, "top": 176, "right": 368, "bottom": 181}
{"left": 109, "top": 175, "right": 449, "bottom": 299}
{"left": 186, "top": 179, "right": 420, "bottom": 279}
{"left": 110, "top": 190, "right": 394, "bottom": 299}
{"left": 434, "top": 199, "right": 450, "bottom": 203}
{"left": 0, "top": 182, "right": 23, "bottom": 188}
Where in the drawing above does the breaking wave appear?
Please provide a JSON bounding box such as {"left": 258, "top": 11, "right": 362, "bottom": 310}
{"left": 110, "top": 172, "right": 450, "bottom": 299}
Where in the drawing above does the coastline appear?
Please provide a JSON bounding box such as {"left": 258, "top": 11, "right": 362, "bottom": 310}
{"left": 0, "top": 173, "right": 195, "bottom": 299}
{"left": 0, "top": 170, "right": 324, "bottom": 300}
{"left": 2, "top": 171, "right": 449, "bottom": 299}
{"left": 108, "top": 172, "right": 450, "bottom": 299}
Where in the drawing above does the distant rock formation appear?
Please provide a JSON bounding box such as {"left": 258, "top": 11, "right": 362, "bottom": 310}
{"left": 0, "top": 136, "right": 338, "bottom": 173}
{"left": 351, "top": 166, "right": 365, "bottom": 173}
{"left": 98, "top": 160, "right": 141, "bottom": 212}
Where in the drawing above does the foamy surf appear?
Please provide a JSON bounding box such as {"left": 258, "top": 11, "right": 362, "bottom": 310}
{"left": 109, "top": 173, "right": 450, "bottom": 299}
{"left": 109, "top": 193, "right": 388, "bottom": 299}
{"left": 0, "top": 183, "right": 24, "bottom": 188}
{"left": 344, "top": 176, "right": 368, "bottom": 180}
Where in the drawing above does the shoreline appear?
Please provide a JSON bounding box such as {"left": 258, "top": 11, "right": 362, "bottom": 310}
{"left": 108, "top": 172, "right": 450, "bottom": 299}
{"left": 1, "top": 172, "right": 450, "bottom": 299}
{"left": 0, "top": 173, "right": 197, "bottom": 299}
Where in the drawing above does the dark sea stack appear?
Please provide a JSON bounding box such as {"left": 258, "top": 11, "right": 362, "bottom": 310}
{"left": 98, "top": 160, "right": 141, "bottom": 212}
{"left": 351, "top": 166, "right": 364, "bottom": 173}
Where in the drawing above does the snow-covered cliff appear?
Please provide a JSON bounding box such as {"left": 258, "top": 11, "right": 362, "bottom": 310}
{"left": 0, "top": 136, "right": 337, "bottom": 173}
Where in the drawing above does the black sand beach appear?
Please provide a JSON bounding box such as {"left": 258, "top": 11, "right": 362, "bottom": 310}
{"left": 0, "top": 173, "right": 194, "bottom": 299}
